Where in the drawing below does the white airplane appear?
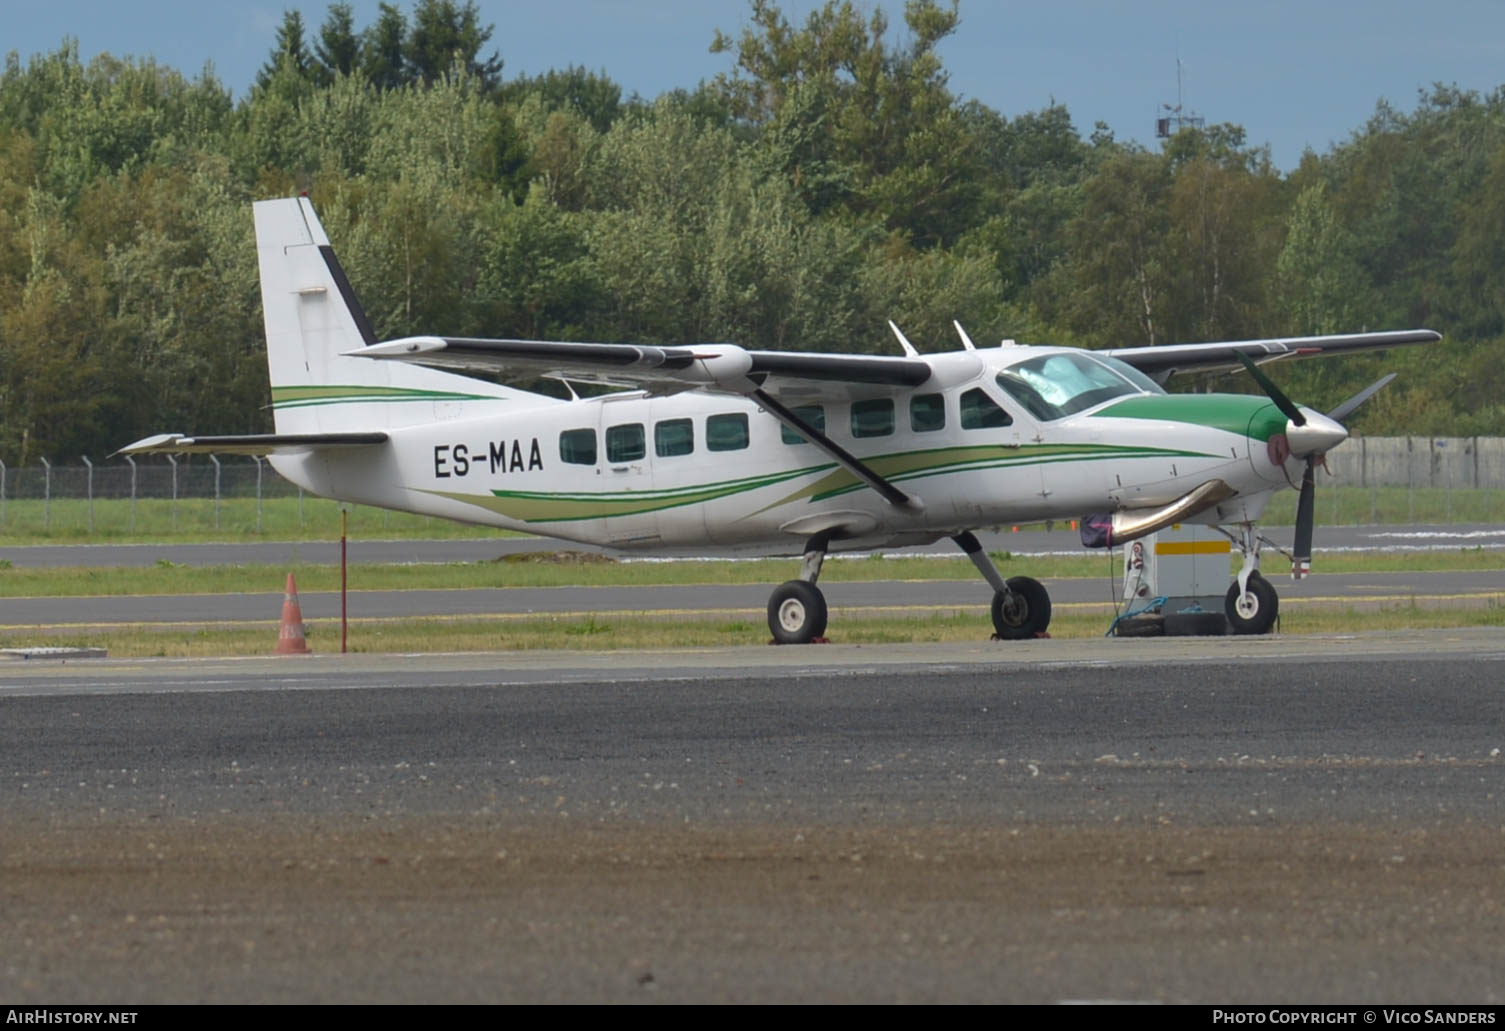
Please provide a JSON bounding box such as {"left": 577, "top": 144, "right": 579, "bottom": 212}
{"left": 122, "top": 197, "right": 1439, "bottom": 642}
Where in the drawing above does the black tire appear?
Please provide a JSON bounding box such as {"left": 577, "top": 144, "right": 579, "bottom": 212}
{"left": 1114, "top": 614, "right": 1165, "bottom": 638}
{"left": 991, "top": 576, "right": 1052, "bottom": 639}
{"left": 1164, "top": 611, "right": 1228, "bottom": 637}
{"left": 1224, "top": 573, "right": 1278, "bottom": 635}
{"left": 768, "top": 580, "right": 828, "bottom": 644}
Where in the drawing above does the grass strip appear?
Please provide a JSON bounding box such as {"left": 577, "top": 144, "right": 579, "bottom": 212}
{"left": 4, "top": 604, "right": 1501, "bottom": 658}
{"left": 0, "top": 547, "right": 1501, "bottom": 598}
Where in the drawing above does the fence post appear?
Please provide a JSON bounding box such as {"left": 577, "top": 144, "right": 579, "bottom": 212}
{"left": 124, "top": 456, "right": 136, "bottom": 533}
{"left": 0, "top": 458, "right": 6, "bottom": 530}
{"left": 254, "top": 456, "right": 264, "bottom": 534}
{"left": 1407, "top": 438, "right": 1415, "bottom": 524}
{"left": 167, "top": 454, "right": 178, "bottom": 532}
{"left": 210, "top": 454, "right": 221, "bottom": 531}
{"left": 40, "top": 457, "right": 51, "bottom": 533}
{"left": 81, "top": 455, "right": 94, "bottom": 534}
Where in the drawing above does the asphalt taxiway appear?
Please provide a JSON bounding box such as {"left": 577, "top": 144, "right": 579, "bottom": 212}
{"left": 1, "top": 629, "right": 1502, "bottom": 1003}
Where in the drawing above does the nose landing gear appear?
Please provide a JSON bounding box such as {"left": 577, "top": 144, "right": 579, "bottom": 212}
{"left": 1224, "top": 524, "right": 1280, "bottom": 635}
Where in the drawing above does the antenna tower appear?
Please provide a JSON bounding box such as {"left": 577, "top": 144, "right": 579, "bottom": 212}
{"left": 1155, "top": 57, "right": 1205, "bottom": 138}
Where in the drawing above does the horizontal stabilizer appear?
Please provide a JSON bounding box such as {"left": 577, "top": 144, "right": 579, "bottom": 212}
{"left": 116, "top": 432, "right": 389, "bottom": 457}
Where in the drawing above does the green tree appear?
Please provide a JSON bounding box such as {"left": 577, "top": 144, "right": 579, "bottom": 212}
{"left": 1277, "top": 182, "right": 1365, "bottom": 336}
{"left": 1166, "top": 153, "right": 1282, "bottom": 342}
{"left": 475, "top": 182, "right": 601, "bottom": 339}
{"left": 508, "top": 66, "right": 622, "bottom": 134}
{"left": 256, "top": 10, "right": 312, "bottom": 90}
{"left": 313, "top": 3, "right": 362, "bottom": 86}
{"left": 1053, "top": 149, "right": 1173, "bottom": 348}
{"left": 361, "top": 2, "right": 409, "bottom": 91}
{"left": 711, "top": 0, "right": 983, "bottom": 246}
{"left": 406, "top": 0, "right": 503, "bottom": 91}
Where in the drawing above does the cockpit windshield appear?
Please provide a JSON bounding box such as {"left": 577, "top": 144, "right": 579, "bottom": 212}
{"left": 995, "top": 352, "right": 1163, "bottom": 422}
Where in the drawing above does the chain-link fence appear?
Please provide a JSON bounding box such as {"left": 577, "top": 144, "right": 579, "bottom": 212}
{"left": 0, "top": 456, "right": 449, "bottom": 538}
{"left": 0, "top": 440, "right": 1502, "bottom": 538}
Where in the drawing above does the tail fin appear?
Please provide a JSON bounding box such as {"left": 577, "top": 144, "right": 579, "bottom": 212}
{"left": 254, "top": 197, "right": 549, "bottom": 433}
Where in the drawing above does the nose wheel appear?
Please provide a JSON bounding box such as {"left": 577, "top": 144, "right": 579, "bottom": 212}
{"left": 1225, "top": 572, "right": 1278, "bottom": 634}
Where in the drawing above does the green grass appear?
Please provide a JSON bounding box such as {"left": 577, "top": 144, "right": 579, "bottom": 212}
{"left": 0, "top": 496, "right": 524, "bottom": 543}
{"left": 6, "top": 603, "right": 1502, "bottom": 658}
{"left": 0, "top": 547, "right": 1500, "bottom": 598}
{"left": 1260, "top": 485, "right": 1505, "bottom": 525}
{"left": 0, "top": 485, "right": 1501, "bottom": 543}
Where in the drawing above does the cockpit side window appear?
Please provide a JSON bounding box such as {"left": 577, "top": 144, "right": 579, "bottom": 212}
{"left": 960, "top": 388, "right": 1011, "bottom": 429}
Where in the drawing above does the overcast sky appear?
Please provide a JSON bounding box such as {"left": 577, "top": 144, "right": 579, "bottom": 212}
{"left": 8, "top": 1, "right": 1505, "bottom": 169}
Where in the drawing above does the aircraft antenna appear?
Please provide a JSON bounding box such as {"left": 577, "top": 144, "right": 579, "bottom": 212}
{"left": 952, "top": 320, "right": 977, "bottom": 352}
{"left": 887, "top": 320, "right": 920, "bottom": 358}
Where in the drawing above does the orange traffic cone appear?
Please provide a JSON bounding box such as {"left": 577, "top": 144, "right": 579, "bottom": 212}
{"left": 276, "top": 573, "right": 310, "bottom": 655}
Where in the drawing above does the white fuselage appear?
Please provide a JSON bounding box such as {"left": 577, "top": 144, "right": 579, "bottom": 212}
{"left": 270, "top": 347, "right": 1292, "bottom": 555}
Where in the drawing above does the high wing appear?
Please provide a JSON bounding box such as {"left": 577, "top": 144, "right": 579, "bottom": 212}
{"left": 354, "top": 336, "right": 932, "bottom": 400}
{"left": 1105, "top": 329, "right": 1441, "bottom": 381}
{"left": 358, "top": 329, "right": 1442, "bottom": 394}
{"left": 117, "top": 432, "right": 389, "bottom": 457}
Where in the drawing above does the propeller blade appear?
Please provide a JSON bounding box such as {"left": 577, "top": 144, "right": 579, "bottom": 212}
{"left": 1235, "top": 352, "right": 1306, "bottom": 426}
{"left": 1327, "top": 373, "right": 1398, "bottom": 424}
{"left": 1291, "top": 457, "right": 1316, "bottom": 580}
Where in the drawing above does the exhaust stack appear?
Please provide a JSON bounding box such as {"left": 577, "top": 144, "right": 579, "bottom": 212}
{"left": 1080, "top": 479, "right": 1237, "bottom": 549}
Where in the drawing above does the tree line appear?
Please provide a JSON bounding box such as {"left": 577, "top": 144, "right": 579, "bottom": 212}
{"left": 0, "top": 0, "right": 1501, "bottom": 465}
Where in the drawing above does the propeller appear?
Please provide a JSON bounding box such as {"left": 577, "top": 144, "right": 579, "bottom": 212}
{"left": 1236, "top": 353, "right": 1395, "bottom": 579}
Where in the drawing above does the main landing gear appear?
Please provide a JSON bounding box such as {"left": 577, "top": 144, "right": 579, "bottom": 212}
{"left": 955, "top": 531, "right": 1052, "bottom": 640}
{"left": 1222, "top": 523, "right": 1280, "bottom": 635}
{"left": 765, "top": 530, "right": 1053, "bottom": 644}
{"left": 768, "top": 531, "right": 833, "bottom": 644}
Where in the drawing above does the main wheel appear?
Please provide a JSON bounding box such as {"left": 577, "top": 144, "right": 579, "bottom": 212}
{"left": 1224, "top": 573, "right": 1278, "bottom": 635}
{"left": 991, "top": 576, "right": 1052, "bottom": 639}
{"left": 768, "top": 580, "right": 828, "bottom": 644}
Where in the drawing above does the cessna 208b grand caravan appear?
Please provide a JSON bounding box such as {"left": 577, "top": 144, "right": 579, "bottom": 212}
{"left": 122, "top": 197, "right": 1438, "bottom": 642}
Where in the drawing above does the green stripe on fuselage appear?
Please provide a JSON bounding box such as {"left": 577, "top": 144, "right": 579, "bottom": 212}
{"left": 765, "top": 441, "right": 1216, "bottom": 506}
{"left": 1092, "top": 394, "right": 1285, "bottom": 441}
{"left": 422, "top": 462, "right": 834, "bottom": 523}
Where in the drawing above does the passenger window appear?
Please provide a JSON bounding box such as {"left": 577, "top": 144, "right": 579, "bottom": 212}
{"left": 910, "top": 393, "right": 945, "bottom": 433}
{"left": 707, "top": 412, "right": 749, "bottom": 451}
{"left": 606, "top": 423, "right": 645, "bottom": 463}
{"left": 961, "top": 388, "right": 1012, "bottom": 429}
{"left": 655, "top": 418, "right": 694, "bottom": 457}
{"left": 559, "top": 428, "right": 597, "bottom": 465}
{"left": 780, "top": 404, "right": 826, "bottom": 444}
{"left": 851, "top": 398, "right": 894, "bottom": 438}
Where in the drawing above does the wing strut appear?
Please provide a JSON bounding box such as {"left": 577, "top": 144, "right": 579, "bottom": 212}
{"left": 751, "top": 389, "right": 922, "bottom": 511}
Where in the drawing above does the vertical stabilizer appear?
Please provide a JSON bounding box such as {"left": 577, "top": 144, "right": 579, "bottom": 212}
{"left": 254, "top": 197, "right": 547, "bottom": 433}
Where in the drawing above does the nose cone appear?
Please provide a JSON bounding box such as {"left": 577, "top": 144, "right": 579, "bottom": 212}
{"left": 1286, "top": 410, "right": 1348, "bottom": 457}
